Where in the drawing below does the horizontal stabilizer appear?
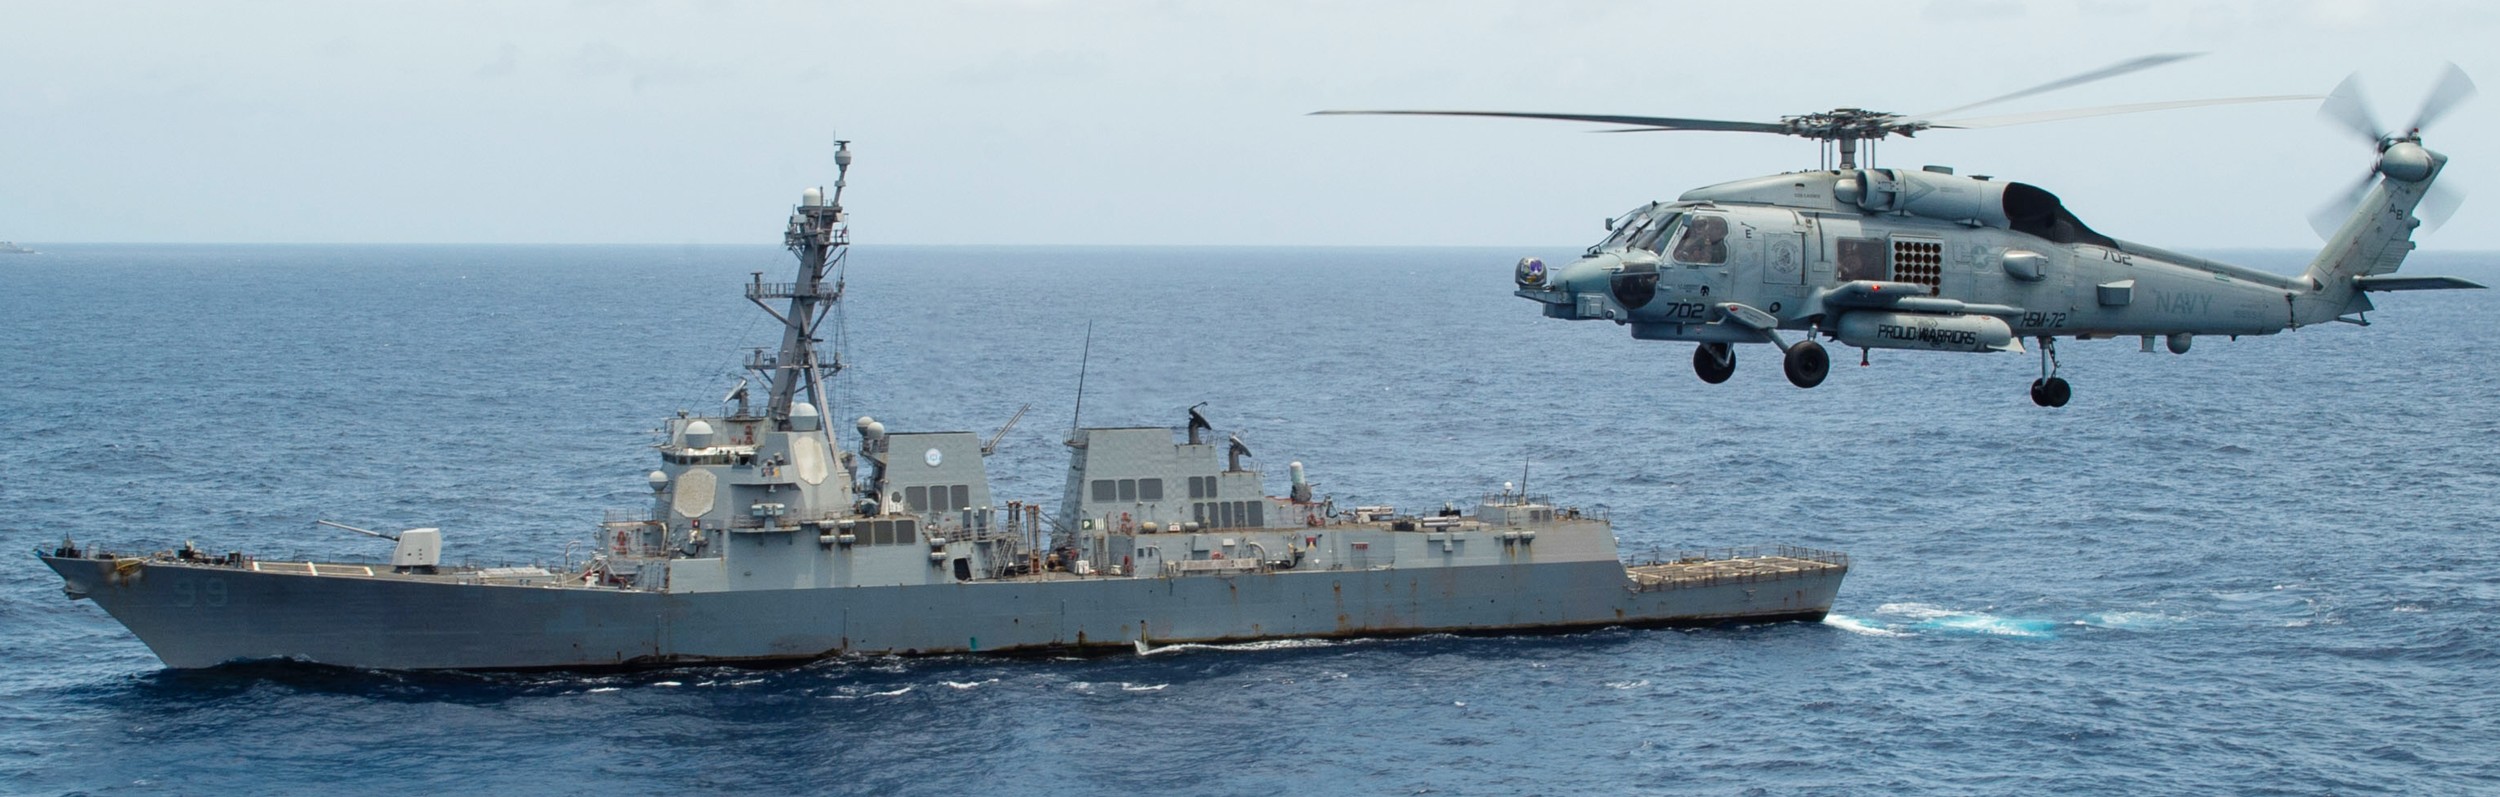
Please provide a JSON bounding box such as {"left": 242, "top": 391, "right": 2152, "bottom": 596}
{"left": 2353, "top": 275, "right": 2487, "bottom": 291}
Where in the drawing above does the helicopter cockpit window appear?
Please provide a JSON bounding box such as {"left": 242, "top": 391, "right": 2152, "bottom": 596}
{"left": 1592, "top": 205, "right": 1674, "bottom": 254}
{"left": 1671, "top": 215, "right": 1728, "bottom": 265}
{"left": 1628, "top": 212, "right": 1682, "bottom": 253}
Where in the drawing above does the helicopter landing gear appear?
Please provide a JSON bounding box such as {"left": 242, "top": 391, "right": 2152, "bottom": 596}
{"left": 1782, "top": 340, "right": 1830, "bottom": 388}
{"left": 2029, "top": 335, "right": 2071, "bottom": 407}
{"left": 1693, "top": 343, "right": 1735, "bottom": 384}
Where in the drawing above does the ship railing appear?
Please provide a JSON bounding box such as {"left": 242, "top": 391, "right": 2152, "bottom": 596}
{"left": 1622, "top": 544, "right": 1851, "bottom": 592}
{"left": 1634, "top": 544, "right": 1849, "bottom": 567}
{"left": 744, "top": 281, "right": 841, "bottom": 301}
{"left": 604, "top": 508, "right": 662, "bottom": 524}
{"left": 745, "top": 347, "right": 833, "bottom": 373}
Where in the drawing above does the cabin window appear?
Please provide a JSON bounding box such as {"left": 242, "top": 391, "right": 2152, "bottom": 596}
{"left": 1187, "top": 476, "right": 1206, "bottom": 499}
{"left": 1245, "top": 501, "right": 1265, "bottom": 527}
{"left": 1671, "top": 215, "right": 1728, "bottom": 265}
{"left": 1219, "top": 501, "right": 1235, "bottom": 529}
{"left": 1092, "top": 479, "right": 1116, "bottom": 502}
{"left": 1118, "top": 479, "right": 1137, "bottom": 502}
{"left": 870, "top": 519, "right": 894, "bottom": 545}
{"left": 1193, "top": 503, "right": 1206, "bottom": 526}
{"left": 1139, "top": 478, "right": 1163, "bottom": 501}
{"left": 1837, "top": 238, "right": 1885, "bottom": 282}
{"left": 950, "top": 484, "right": 970, "bottom": 512}
{"left": 905, "top": 486, "right": 928, "bottom": 512}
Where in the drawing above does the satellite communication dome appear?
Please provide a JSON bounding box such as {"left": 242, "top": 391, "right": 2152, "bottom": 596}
{"left": 683, "top": 419, "right": 717, "bottom": 448}
{"left": 647, "top": 470, "right": 670, "bottom": 492}
{"left": 789, "top": 401, "right": 822, "bottom": 431}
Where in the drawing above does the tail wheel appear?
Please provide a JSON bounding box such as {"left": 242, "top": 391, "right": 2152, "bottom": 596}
{"left": 1693, "top": 343, "right": 1735, "bottom": 384}
{"left": 1782, "top": 340, "right": 1830, "bottom": 388}
{"left": 2030, "top": 377, "right": 2072, "bottom": 407}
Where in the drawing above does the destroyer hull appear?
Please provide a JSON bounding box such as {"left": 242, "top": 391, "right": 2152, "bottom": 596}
{"left": 44, "top": 555, "right": 1843, "bottom": 670}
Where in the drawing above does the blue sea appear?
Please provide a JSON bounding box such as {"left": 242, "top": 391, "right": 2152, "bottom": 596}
{"left": 3, "top": 243, "right": 2496, "bottom": 795}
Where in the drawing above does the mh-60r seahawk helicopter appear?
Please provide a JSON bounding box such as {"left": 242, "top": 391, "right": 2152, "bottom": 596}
{"left": 1320, "top": 55, "right": 2483, "bottom": 406}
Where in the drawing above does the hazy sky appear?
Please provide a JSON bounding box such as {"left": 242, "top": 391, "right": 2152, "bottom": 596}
{"left": 3, "top": 0, "right": 2495, "bottom": 249}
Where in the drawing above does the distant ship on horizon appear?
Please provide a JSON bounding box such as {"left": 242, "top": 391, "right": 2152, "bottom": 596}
{"left": 0, "top": 241, "right": 34, "bottom": 254}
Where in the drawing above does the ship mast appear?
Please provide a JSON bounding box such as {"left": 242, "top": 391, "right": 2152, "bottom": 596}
{"left": 748, "top": 139, "right": 854, "bottom": 439}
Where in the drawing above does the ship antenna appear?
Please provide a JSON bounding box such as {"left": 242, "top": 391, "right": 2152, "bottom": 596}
{"left": 1067, "top": 321, "right": 1094, "bottom": 443}
{"left": 751, "top": 137, "right": 852, "bottom": 446}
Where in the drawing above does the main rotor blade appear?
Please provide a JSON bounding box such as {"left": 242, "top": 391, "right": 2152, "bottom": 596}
{"left": 1905, "top": 52, "right": 2202, "bottom": 123}
{"left": 2405, "top": 63, "right": 2476, "bottom": 133}
{"left": 1310, "top": 109, "right": 1787, "bottom": 134}
{"left": 1926, "top": 95, "right": 2320, "bottom": 129}
{"left": 2317, "top": 73, "right": 2385, "bottom": 145}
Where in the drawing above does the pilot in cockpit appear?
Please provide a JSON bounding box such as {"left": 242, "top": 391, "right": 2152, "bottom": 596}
{"left": 1672, "top": 215, "right": 1728, "bottom": 264}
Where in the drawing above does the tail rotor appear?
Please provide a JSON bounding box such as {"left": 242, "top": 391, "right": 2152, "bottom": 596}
{"left": 2309, "top": 64, "right": 2475, "bottom": 239}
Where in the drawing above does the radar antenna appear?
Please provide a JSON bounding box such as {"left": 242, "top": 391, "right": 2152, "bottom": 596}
{"left": 748, "top": 138, "right": 853, "bottom": 437}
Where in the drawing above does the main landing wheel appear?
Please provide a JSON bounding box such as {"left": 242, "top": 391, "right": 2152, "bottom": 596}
{"left": 1693, "top": 343, "right": 1735, "bottom": 384}
{"left": 2030, "top": 377, "right": 2072, "bottom": 407}
{"left": 1783, "top": 340, "right": 1830, "bottom": 389}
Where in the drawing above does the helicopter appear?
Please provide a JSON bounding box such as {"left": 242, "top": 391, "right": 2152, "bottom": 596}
{"left": 1317, "top": 55, "right": 2484, "bottom": 406}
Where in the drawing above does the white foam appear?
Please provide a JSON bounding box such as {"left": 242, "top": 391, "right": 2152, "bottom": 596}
{"left": 1874, "top": 602, "right": 1959, "bottom": 621}
{"left": 1139, "top": 637, "right": 1346, "bottom": 656}
{"left": 1119, "top": 683, "right": 1168, "bottom": 692}
{"left": 651, "top": 681, "right": 683, "bottom": 687}
{"left": 1603, "top": 679, "right": 1650, "bottom": 690}
{"left": 586, "top": 686, "right": 621, "bottom": 694}
{"left": 1917, "top": 612, "right": 2057, "bottom": 639}
{"left": 1824, "top": 614, "right": 1912, "bottom": 638}
{"left": 2077, "top": 611, "right": 2177, "bottom": 631}
{"left": 942, "top": 679, "right": 997, "bottom": 690}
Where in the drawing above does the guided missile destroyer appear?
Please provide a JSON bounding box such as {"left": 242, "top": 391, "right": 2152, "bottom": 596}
{"left": 39, "top": 143, "right": 1848, "bottom": 671}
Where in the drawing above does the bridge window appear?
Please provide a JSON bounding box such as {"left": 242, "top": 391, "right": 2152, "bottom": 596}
{"left": 1139, "top": 478, "right": 1163, "bottom": 501}
{"left": 1092, "top": 479, "right": 1116, "bottom": 502}
{"left": 1118, "top": 479, "right": 1137, "bottom": 502}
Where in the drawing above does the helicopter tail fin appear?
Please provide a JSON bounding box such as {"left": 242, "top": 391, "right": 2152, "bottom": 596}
{"left": 2292, "top": 148, "right": 2458, "bottom": 325}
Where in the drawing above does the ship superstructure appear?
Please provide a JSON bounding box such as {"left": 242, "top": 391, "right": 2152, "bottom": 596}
{"left": 39, "top": 144, "right": 1847, "bottom": 671}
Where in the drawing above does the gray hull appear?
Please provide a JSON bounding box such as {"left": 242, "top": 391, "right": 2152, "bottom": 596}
{"left": 43, "top": 554, "right": 1843, "bottom": 670}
